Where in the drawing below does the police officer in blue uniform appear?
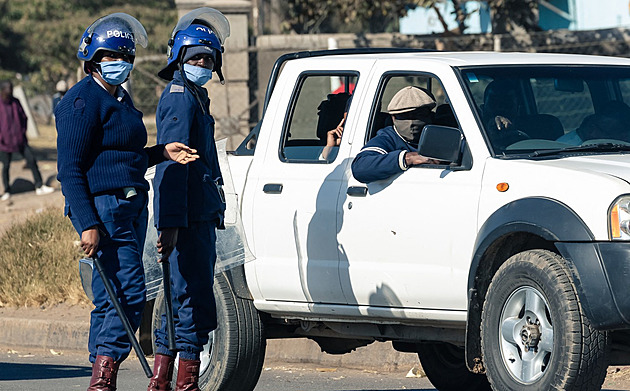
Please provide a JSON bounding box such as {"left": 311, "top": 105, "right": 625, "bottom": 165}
{"left": 148, "top": 8, "right": 229, "bottom": 391}
{"left": 55, "top": 13, "right": 199, "bottom": 391}
{"left": 351, "top": 86, "right": 439, "bottom": 183}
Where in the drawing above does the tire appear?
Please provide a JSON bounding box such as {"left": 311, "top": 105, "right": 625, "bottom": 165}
{"left": 152, "top": 272, "right": 266, "bottom": 391}
{"left": 481, "top": 249, "right": 609, "bottom": 391}
{"left": 417, "top": 342, "right": 491, "bottom": 391}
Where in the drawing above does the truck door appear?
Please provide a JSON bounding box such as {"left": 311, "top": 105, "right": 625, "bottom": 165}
{"left": 336, "top": 71, "right": 484, "bottom": 311}
{"left": 248, "top": 72, "right": 359, "bottom": 304}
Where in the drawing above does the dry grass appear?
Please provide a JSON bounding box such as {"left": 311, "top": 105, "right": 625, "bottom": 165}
{"left": 0, "top": 207, "right": 89, "bottom": 307}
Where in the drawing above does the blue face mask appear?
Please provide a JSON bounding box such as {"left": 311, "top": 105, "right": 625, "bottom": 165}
{"left": 98, "top": 61, "right": 133, "bottom": 86}
{"left": 183, "top": 64, "right": 213, "bottom": 86}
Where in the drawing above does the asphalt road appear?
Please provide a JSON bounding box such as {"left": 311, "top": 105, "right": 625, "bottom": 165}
{"left": 0, "top": 348, "right": 436, "bottom": 391}
{"left": 3, "top": 348, "right": 630, "bottom": 391}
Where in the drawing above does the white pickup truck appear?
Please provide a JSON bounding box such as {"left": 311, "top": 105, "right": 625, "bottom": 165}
{"left": 143, "top": 49, "right": 630, "bottom": 391}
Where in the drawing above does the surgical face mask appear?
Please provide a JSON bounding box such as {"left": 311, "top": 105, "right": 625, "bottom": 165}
{"left": 183, "top": 64, "right": 213, "bottom": 86}
{"left": 394, "top": 118, "right": 427, "bottom": 144}
{"left": 98, "top": 61, "right": 133, "bottom": 86}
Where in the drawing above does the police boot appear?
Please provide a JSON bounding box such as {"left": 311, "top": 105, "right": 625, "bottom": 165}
{"left": 87, "top": 355, "right": 119, "bottom": 391}
{"left": 147, "top": 354, "right": 175, "bottom": 391}
{"left": 175, "top": 358, "right": 201, "bottom": 391}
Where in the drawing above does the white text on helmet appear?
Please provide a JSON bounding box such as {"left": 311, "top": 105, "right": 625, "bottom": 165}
{"left": 107, "top": 30, "right": 134, "bottom": 41}
{"left": 195, "top": 26, "right": 210, "bottom": 34}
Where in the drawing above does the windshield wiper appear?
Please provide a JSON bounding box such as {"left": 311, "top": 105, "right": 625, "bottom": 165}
{"left": 530, "top": 143, "right": 630, "bottom": 157}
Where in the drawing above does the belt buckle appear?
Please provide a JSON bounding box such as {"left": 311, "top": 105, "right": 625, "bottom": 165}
{"left": 122, "top": 187, "right": 137, "bottom": 199}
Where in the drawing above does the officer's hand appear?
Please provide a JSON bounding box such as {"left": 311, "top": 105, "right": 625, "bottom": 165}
{"left": 164, "top": 142, "right": 199, "bottom": 164}
{"left": 81, "top": 227, "right": 100, "bottom": 258}
{"left": 157, "top": 227, "right": 179, "bottom": 263}
{"left": 405, "top": 151, "right": 439, "bottom": 167}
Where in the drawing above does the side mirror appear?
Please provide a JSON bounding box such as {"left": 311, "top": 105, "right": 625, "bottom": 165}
{"left": 418, "top": 125, "right": 464, "bottom": 164}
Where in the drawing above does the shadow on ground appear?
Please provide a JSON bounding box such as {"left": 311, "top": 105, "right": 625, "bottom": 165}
{"left": 0, "top": 362, "right": 91, "bottom": 380}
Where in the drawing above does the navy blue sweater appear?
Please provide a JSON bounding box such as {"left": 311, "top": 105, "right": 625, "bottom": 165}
{"left": 351, "top": 126, "right": 416, "bottom": 183}
{"left": 55, "top": 74, "right": 164, "bottom": 232}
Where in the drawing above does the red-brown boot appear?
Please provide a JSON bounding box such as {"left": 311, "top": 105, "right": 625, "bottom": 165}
{"left": 175, "top": 358, "right": 201, "bottom": 391}
{"left": 87, "top": 355, "right": 119, "bottom": 391}
{"left": 147, "top": 354, "right": 175, "bottom": 391}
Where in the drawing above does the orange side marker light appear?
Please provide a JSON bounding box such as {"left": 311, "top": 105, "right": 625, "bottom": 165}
{"left": 496, "top": 183, "right": 509, "bottom": 192}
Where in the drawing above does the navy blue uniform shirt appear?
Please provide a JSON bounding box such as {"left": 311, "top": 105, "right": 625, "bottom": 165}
{"left": 153, "top": 73, "right": 225, "bottom": 229}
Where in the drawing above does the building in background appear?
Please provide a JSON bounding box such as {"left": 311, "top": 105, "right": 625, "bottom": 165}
{"left": 400, "top": 0, "right": 630, "bottom": 34}
{"left": 400, "top": 1, "right": 491, "bottom": 34}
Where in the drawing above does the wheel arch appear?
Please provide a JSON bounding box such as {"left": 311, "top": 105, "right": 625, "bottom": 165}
{"left": 464, "top": 197, "right": 594, "bottom": 371}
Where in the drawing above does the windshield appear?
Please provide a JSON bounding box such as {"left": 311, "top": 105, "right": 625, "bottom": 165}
{"left": 460, "top": 65, "right": 630, "bottom": 157}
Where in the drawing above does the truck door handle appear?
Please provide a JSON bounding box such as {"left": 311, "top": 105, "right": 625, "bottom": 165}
{"left": 263, "top": 183, "right": 283, "bottom": 194}
{"left": 347, "top": 186, "right": 367, "bottom": 197}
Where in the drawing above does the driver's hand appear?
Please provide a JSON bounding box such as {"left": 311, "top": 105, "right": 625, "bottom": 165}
{"left": 405, "top": 152, "right": 440, "bottom": 166}
{"left": 494, "top": 116, "right": 514, "bottom": 132}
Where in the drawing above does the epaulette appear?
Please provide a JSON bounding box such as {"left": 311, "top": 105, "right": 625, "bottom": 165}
{"left": 169, "top": 84, "right": 184, "bottom": 93}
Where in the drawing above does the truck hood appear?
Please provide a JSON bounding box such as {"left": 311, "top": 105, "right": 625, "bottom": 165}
{"left": 531, "top": 154, "right": 630, "bottom": 184}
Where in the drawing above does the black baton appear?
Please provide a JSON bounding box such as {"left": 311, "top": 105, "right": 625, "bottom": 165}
{"left": 92, "top": 256, "right": 153, "bottom": 378}
{"left": 161, "top": 258, "right": 177, "bottom": 351}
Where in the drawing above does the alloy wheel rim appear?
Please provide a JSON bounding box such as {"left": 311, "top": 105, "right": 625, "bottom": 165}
{"left": 498, "top": 285, "right": 554, "bottom": 384}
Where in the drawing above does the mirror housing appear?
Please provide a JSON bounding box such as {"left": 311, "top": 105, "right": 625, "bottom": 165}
{"left": 418, "top": 125, "right": 464, "bottom": 164}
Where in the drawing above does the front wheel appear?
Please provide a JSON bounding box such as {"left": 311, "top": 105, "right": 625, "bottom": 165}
{"left": 481, "top": 249, "right": 609, "bottom": 391}
{"left": 152, "top": 272, "right": 266, "bottom": 391}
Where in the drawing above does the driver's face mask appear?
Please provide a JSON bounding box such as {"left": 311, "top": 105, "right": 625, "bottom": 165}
{"left": 394, "top": 109, "right": 433, "bottom": 144}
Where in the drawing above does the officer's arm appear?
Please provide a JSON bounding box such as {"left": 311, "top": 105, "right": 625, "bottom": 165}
{"left": 55, "top": 97, "right": 100, "bottom": 232}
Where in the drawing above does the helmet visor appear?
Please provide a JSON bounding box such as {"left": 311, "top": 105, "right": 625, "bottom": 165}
{"left": 87, "top": 13, "right": 148, "bottom": 48}
{"left": 172, "top": 7, "right": 230, "bottom": 45}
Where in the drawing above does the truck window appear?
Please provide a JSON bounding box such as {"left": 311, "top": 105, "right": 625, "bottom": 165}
{"left": 530, "top": 77, "right": 594, "bottom": 132}
{"left": 281, "top": 73, "right": 357, "bottom": 163}
{"left": 368, "top": 73, "right": 452, "bottom": 142}
{"left": 461, "top": 65, "right": 630, "bottom": 155}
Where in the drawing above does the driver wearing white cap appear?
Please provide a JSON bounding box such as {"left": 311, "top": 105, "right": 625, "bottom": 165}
{"left": 351, "top": 86, "right": 439, "bottom": 183}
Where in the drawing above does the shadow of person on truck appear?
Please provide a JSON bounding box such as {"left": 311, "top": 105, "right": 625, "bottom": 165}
{"left": 305, "top": 157, "right": 404, "bottom": 316}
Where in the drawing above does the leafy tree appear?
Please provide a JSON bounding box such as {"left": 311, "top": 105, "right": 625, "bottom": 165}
{"left": 1, "top": 0, "right": 177, "bottom": 92}
{"left": 0, "top": 0, "right": 28, "bottom": 78}
{"left": 416, "top": 0, "right": 470, "bottom": 35}
{"left": 276, "top": 0, "right": 540, "bottom": 35}
{"left": 279, "top": 0, "right": 420, "bottom": 34}
{"left": 488, "top": 0, "right": 540, "bottom": 33}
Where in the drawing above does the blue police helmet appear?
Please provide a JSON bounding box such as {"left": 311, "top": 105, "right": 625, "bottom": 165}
{"left": 78, "top": 13, "right": 148, "bottom": 68}
{"left": 158, "top": 23, "right": 225, "bottom": 82}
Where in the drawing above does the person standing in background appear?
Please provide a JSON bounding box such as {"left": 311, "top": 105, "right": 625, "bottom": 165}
{"left": 52, "top": 80, "right": 68, "bottom": 113}
{"left": 0, "top": 80, "right": 54, "bottom": 201}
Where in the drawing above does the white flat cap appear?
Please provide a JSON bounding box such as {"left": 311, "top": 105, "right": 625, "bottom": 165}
{"left": 387, "top": 86, "right": 436, "bottom": 114}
